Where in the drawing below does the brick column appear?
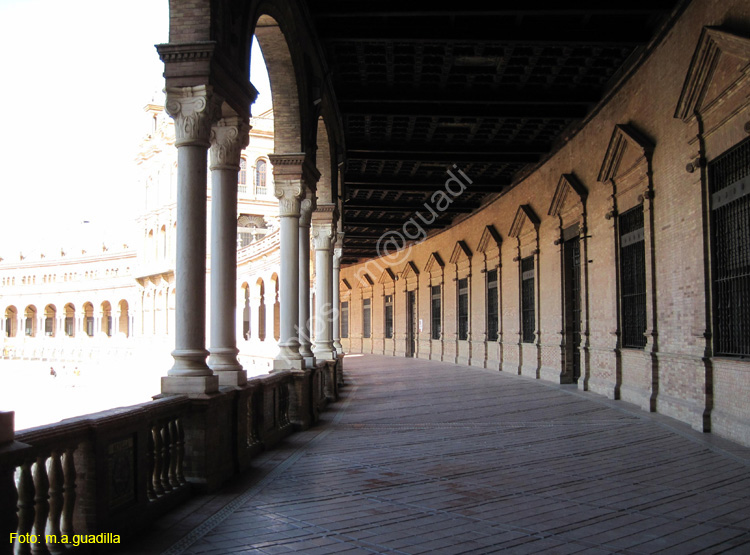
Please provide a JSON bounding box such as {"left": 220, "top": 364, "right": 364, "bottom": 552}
{"left": 162, "top": 85, "right": 221, "bottom": 395}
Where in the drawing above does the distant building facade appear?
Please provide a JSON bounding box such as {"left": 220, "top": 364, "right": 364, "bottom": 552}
{"left": 0, "top": 104, "right": 282, "bottom": 369}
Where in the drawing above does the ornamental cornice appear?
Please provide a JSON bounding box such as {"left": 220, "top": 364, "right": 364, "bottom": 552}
{"left": 268, "top": 153, "right": 321, "bottom": 190}
{"left": 156, "top": 41, "right": 216, "bottom": 64}
{"left": 210, "top": 117, "right": 251, "bottom": 171}
{"left": 165, "top": 85, "right": 222, "bottom": 147}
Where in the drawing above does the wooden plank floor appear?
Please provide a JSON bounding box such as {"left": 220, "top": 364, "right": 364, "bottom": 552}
{"left": 119, "top": 355, "right": 750, "bottom": 554}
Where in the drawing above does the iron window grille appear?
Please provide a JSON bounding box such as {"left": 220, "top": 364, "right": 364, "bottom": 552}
{"left": 340, "top": 301, "right": 349, "bottom": 338}
{"left": 521, "top": 256, "right": 535, "bottom": 343}
{"left": 710, "top": 137, "right": 750, "bottom": 357}
{"left": 619, "top": 205, "right": 647, "bottom": 349}
{"left": 487, "top": 269, "right": 499, "bottom": 342}
{"left": 362, "top": 298, "right": 371, "bottom": 338}
{"left": 431, "top": 285, "right": 441, "bottom": 340}
{"left": 238, "top": 158, "right": 247, "bottom": 193}
{"left": 384, "top": 295, "right": 394, "bottom": 339}
{"left": 458, "top": 278, "right": 469, "bottom": 341}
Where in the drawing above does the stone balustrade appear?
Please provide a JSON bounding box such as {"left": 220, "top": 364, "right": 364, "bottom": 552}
{"left": 0, "top": 359, "right": 342, "bottom": 555}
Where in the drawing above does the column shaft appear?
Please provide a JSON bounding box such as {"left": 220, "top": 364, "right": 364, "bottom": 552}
{"left": 312, "top": 206, "right": 338, "bottom": 361}
{"left": 332, "top": 233, "right": 344, "bottom": 355}
{"left": 298, "top": 194, "right": 315, "bottom": 367}
{"left": 208, "top": 118, "right": 249, "bottom": 386}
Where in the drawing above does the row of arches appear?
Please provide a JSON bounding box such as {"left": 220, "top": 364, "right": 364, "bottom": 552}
{"left": 2, "top": 267, "right": 130, "bottom": 287}
{"left": 3, "top": 301, "right": 130, "bottom": 339}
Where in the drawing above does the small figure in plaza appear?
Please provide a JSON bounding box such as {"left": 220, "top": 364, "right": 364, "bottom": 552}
{"left": 49, "top": 366, "right": 57, "bottom": 377}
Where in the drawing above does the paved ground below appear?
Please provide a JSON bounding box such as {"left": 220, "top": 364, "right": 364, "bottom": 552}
{"left": 121, "top": 354, "right": 750, "bottom": 554}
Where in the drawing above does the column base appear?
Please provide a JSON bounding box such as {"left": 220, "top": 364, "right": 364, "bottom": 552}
{"left": 169, "top": 349, "right": 212, "bottom": 376}
{"left": 273, "top": 358, "right": 304, "bottom": 371}
{"left": 313, "top": 347, "right": 337, "bottom": 362}
{"left": 215, "top": 370, "right": 248, "bottom": 387}
{"left": 161, "top": 375, "right": 219, "bottom": 395}
{"left": 299, "top": 343, "right": 315, "bottom": 369}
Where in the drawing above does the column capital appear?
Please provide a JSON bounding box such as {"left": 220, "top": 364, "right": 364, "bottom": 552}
{"left": 311, "top": 221, "right": 336, "bottom": 251}
{"left": 274, "top": 181, "right": 304, "bottom": 217}
{"left": 299, "top": 189, "right": 316, "bottom": 228}
{"left": 210, "top": 117, "right": 250, "bottom": 171}
{"left": 165, "top": 85, "right": 222, "bottom": 148}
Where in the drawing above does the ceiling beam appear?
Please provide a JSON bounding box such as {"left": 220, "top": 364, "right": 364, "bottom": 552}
{"left": 347, "top": 143, "right": 550, "bottom": 157}
{"left": 344, "top": 220, "right": 449, "bottom": 229}
{"left": 341, "top": 101, "right": 588, "bottom": 120}
{"left": 318, "top": 24, "right": 652, "bottom": 44}
{"left": 336, "top": 87, "right": 602, "bottom": 106}
{"left": 345, "top": 177, "right": 509, "bottom": 193}
{"left": 346, "top": 150, "right": 539, "bottom": 164}
{"left": 312, "top": 1, "right": 676, "bottom": 17}
{"left": 345, "top": 200, "right": 479, "bottom": 214}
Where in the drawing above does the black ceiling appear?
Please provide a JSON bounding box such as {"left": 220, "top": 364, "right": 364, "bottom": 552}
{"left": 306, "top": 1, "right": 684, "bottom": 264}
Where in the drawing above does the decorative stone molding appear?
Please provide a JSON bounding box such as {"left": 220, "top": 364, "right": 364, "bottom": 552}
{"left": 675, "top": 27, "right": 750, "bottom": 122}
{"left": 508, "top": 205, "right": 541, "bottom": 239}
{"left": 165, "top": 85, "right": 222, "bottom": 148}
{"left": 450, "top": 240, "right": 472, "bottom": 265}
{"left": 597, "top": 124, "right": 654, "bottom": 188}
{"left": 209, "top": 117, "right": 250, "bottom": 171}
{"left": 424, "top": 252, "right": 444, "bottom": 273}
{"left": 268, "top": 153, "right": 321, "bottom": 190}
{"left": 378, "top": 268, "right": 396, "bottom": 284}
{"left": 548, "top": 174, "right": 588, "bottom": 219}
{"left": 477, "top": 225, "right": 502, "bottom": 255}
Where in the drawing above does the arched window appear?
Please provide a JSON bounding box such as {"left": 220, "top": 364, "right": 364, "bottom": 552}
{"left": 255, "top": 159, "right": 267, "bottom": 195}
{"left": 239, "top": 157, "right": 247, "bottom": 193}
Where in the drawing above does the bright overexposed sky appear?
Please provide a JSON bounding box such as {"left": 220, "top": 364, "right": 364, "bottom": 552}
{"left": 0, "top": 0, "right": 271, "bottom": 258}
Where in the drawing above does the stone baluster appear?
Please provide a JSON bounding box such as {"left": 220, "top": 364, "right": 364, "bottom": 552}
{"left": 15, "top": 462, "right": 34, "bottom": 555}
{"left": 61, "top": 449, "right": 75, "bottom": 539}
{"left": 152, "top": 427, "right": 164, "bottom": 496}
{"left": 159, "top": 423, "right": 172, "bottom": 493}
{"left": 46, "top": 451, "right": 64, "bottom": 552}
{"left": 146, "top": 432, "right": 155, "bottom": 501}
{"left": 168, "top": 420, "right": 179, "bottom": 488}
{"left": 175, "top": 419, "right": 185, "bottom": 485}
{"left": 208, "top": 116, "right": 250, "bottom": 386}
{"left": 162, "top": 85, "right": 221, "bottom": 395}
{"left": 31, "top": 456, "right": 50, "bottom": 555}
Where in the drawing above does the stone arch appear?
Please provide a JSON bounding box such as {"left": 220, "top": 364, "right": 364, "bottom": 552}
{"left": 256, "top": 277, "right": 266, "bottom": 341}
{"left": 316, "top": 116, "right": 335, "bottom": 204}
{"left": 100, "top": 301, "right": 112, "bottom": 337}
{"left": 252, "top": 12, "right": 303, "bottom": 153}
{"left": 241, "top": 282, "right": 251, "bottom": 340}
{"left": 118, "top": 300, "right": 130, "bottom": 337}
{"left": 4, "top": 306, "right": 18, "bottom": 338}
{"left": 64, "top": 303, "right": 76, "bottom": 337}
{"left": 270, "top": 272, "right": 280, "bottom": 341}
{"left": 254, "top": 157, "right": 268, "bottom": 195}
{"left": 82, "top": 302, "right": 95, "bottom": 337}
{"left": 24, "top": 305, "right": 37, "bottom": 337}
{"left": 44, "top": 304, "right": 57, "bottom": 337}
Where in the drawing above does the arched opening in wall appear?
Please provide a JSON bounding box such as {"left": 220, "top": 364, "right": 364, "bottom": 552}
{"left": 118, "top": 300, "right": 130, "bottom": 337}
{"left": 253, "top": 14, "right": 301, "bottom": 154}
{"left": 64, "top": 304, "right": 75, "bottom": 337}
{"left": 271, "top": 273, "right": 280, "bottom": 342}
{"left": 4, "top": 306, "right": 17, "bottom": 337}
{"left": 44, "top": 304, "right": 56, "bottom": 337}
{"left": 254, "top": 158, "right": 267, "bottom": 195}
{"left": 83, "top": 302, "right": 95, "bottom": 337}
{"left": 168, "top": 288, "right": 176, "bottom": 336}
{"left": 101, "top": 301, "right": 112, "bottom": 337}
{"left": 156, "top": 291, "right": 165, "bottom": 335}
{"left": 24, "top": 305, "right": 37, "bottom": 337}
{"left": 147, "top": 229, "right": 154, "bottom": 261}
{"left": 241, "top": 283, "right": 251, "bottom": 340}
{"left": 257, "top": 278, "right": 266, "bottom": 341}
{"left": 160, "top": 225, "right": 168, "bottom": 260}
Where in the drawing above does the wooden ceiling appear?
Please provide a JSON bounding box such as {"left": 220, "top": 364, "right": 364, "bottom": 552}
{"left": 306, "top": 1, "right": 684, "bottom": 264}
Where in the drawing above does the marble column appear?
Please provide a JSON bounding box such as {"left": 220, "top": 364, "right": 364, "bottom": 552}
{"left": 162, "top": 85, "right": 221, "bottom": 394}
{"left": 208, "top": 116, "right": 250, "bottom": 386}
{"left": 312, "top": 205, "right": 338, "bottom": 361}
{"left": 332, "top": 232, "right": 344, "bottom": 356}
{"left": 269, "top": 155, "right": 319, "bottom": 371}
{"left": 298, "top": 190, "right": 316, "bottom": 368}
